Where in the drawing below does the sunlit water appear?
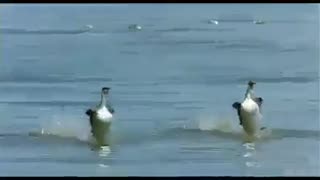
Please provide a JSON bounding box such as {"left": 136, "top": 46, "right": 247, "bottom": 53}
{"left": 0, "top": 4, "right": 319, "bottom": 176}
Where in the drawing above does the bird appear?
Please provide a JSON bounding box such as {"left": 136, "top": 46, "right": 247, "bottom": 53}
{"left": 85, "top": 87, "right": 115, "bottom": 146}
{"left": 208, "top": 19, "right": 219, "bottom": 25}
{"left": 232, "top": 81, "right": 264, "bottom": 137}
{"left": 128, "top": 24, "right": 142, "bottom": 31}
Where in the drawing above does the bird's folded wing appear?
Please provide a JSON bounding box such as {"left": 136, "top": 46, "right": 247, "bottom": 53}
{"left": 106, "top": 103, "right": 115, "bottom": 114}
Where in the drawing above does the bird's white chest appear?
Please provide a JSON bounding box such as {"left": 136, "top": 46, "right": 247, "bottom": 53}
{"left": 242, "top": 99, "right": 259, "bottom": 114}
{"left": 96, "top": 107, "right": 113, "bottom": 122}
{"left": 240, "top": 98, "right": 262, "bottom": 136}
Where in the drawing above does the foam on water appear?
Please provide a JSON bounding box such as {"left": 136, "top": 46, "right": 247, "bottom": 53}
{"left": 195, "top": 113, "right": 273, "bottom": 142}
{"left": 38, "top": 114, "right": 92, "bottom": 143}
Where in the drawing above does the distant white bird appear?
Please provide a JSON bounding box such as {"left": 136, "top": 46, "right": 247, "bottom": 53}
{"left": 253, "top": 20, "right": 265, "bottom": 25}
{"left": 128, "top": 24, "right": 142, "bottom": 31}
{"left": 232, "top": 81, "right": 265, "bottom": 138}
{"left": 208, "top": 19, "right": 219, "bottom": 25}
{"left": 86, "top": 87, "right": 115, "bottom": 146}
{"left": 84, "top": 24, "right": 94, "bottom": 31}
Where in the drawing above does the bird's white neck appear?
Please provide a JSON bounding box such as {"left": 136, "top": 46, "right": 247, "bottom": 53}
{"left": 245, "top": 86, "right": 254, "bottom": 100}
{"left": 98, "top": 94, "right": 107, "bottom": 109}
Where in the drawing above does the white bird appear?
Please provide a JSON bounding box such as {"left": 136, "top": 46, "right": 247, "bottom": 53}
{"left": 232, "top": 81, "right": 265, "bottom": 138}
{"left": 208, "top": 19, "right": 219, "bottom": 25}
{"left": 86, "top": 87, "right": 115, "bottom": 146}
{"left": 128, "top": 24, "right": 142, "bottom": 31}
{"left": 85, "top": 24, "right": 94, "bottom": 30}
{"left": 253, "top": 20, "right": 265, "bottom": 25}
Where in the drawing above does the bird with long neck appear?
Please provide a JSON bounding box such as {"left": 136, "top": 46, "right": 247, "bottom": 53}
{"left": 232, "top": 81, "right": 263, "bottom": 125}
{"left": 86, "top": 87, "right": 114, "bottom": 146}
{"left": 99, "top": 88, "right": 108, "bottom": 108}
{"left": 233, "top": 81, "right": 267, "bottom": 139}
{"left": 244, "top": 80, "right": 256, "bottom": 100}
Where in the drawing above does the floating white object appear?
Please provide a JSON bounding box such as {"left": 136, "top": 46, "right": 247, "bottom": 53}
{"left": 128, "top": 24, "right": 142, "bottom": 31}
{"left": 253, "top": 20, "right": 265, "bottom": 24}
{"left": 208, "top": 19, "right": 219, "bottom": 25}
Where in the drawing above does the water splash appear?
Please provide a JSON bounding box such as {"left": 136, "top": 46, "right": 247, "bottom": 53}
{"left": 196, "top": 114, "right": 241, "bottom": 133}
{"left": 38, "top": 114, "right": 92, "bottom": 143}
{"left": 195, "top": 114, "right": 273, "bottom": 142}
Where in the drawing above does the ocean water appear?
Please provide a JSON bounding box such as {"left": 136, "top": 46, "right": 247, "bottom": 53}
{"left": 0, "top": 3, "right": 319, "bottom": 176}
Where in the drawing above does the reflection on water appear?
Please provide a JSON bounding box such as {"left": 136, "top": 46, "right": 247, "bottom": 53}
{"left": 242, "top": 142, "right": 261, "bottom": 173}
{"left": 97, "top": 146, "right": 111, "bottom": 157}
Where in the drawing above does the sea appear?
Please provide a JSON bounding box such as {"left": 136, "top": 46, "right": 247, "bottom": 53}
{"left": 0, "top": 3, "right": 319, "bottom": 176}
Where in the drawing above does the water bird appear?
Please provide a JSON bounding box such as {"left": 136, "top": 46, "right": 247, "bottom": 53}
{"left": 253, "top": 20, "right": 265, "bottom": 24}
{"left": 128, "top": 24, "right": 142, "bottom": 31}
{"left": 86, "top": 87, "right": 115, "bottom": 146}
{"left": 208, "top": 19, "right": 219, "bottom": 25}
{"left": 232, "top": 81, "right": 264, "bottom": 137}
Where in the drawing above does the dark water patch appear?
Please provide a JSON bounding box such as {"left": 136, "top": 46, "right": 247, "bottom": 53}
{"left": 270, "top": 19, "right": 315, "bottom": 24}
{"left": 112, "top": 29, "right": 143, "bottom": 34}
{"left": 0, "top": 157, "right": 99, "bottom": 164}
{"left": 280, "top": 48, "right": 305, "bottom": 53}
{"left": 70, "top": 77, "right": 113, "bottom": 83}
{"left": 117, "top": 99, "right": 202, "bottom": 107}
{"left": 0, "top": 132, "right": 87, "bottom": 145}
{"left": 236, "top": 76, "right": 318, "bottom": 84}
{"left": 283, "top": 98, "right": 294, "bottom": 102}
{"left": 212, "top": 19, "right": 310, "bottom": 24}
{"left": 158, "top": 75, "right": 318, "bottom": 86}
{"left": 155, "top": 27, "right": 235, "bottom": 33}
{"left": 119, "top": 50, "right": 140, "bottom": 55}
{"left": 0, "top": 100, "right": 93, "bottom": 107}
{"left": 0, "top": 85, "right": 73, "bottom": 92}
{"left": 116, "top": 91, "right": 181, "bottom": 96}
{"left": 0, "top": 134, "right": 90, "bottom": 151}
{"left": 215, "top": 13, "right": 310, "bottom": 24}
{"left": 0, "top": 99, "right": 201, "bottom": 108}
{"left": 180, "top": 146, "right": 235, "bottom": 153}
{"left": 202, "top": 18, "right": 309, "bottom": 24}
{"left": 16, "top": 44, "right": 40, "bottom": 48}
{"left": 16, "top": 57, "right": 41, "bottom": 62}
{"left": 271, "top": 128, "right": 320, "bottom": 140}
{"left": 308, "top": 99, "right": 319, "bottom": 103}
{"left": 214, "top": 40, "right": 276, "bottom": 50}
{"left": 115, "top": 82, "right": 160, "bottom": 87}
{"left": 123, "top": 38, "right": 292, "bottom": 52}
{"left": 153, "top": 39, "right": 221, "bottom": 46}
{"left": 0, "top": 76, "right": 112, "bottom": 83}
{"left": 123, "top": 36, "right": 308, "bottom": 53}
{"left": 123, "top": 39, "right": 220, "bottom": 46}
{"left": 0, "top": 133, "right": 28, "bottom": 137}
{"left": 174, "top": 106, "right": 204, "bottom": 110}
{"left": 14, "top": 115, "right": 39, "bottom": 120}
{"left": 0, "top": 27, "right": 92, "bottom": 35}
{"left": 162, "top": 127, "right": 320, "bottom": 141}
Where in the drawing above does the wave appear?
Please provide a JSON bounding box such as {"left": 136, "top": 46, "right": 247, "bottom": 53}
{"left": 124, "top": 38, "right": 308, "bottom": 53}
{"left": 11, "top": 120, "right": 318, "bottom": 147}
{"left": 198, "top": 127, "right": 320, "bottom": 141}
{"left": 0, "top": 100, "right": 93, "bottom": 107}
{"left": 236, "top": 76, "right": 318, "bottom": 84}
{"left": 160, "top": 118, "right": 320, "bottom": 142}
{"left": 155, "top": 27, "right": 235, "bottom": 33}
{"left": 159, "top": 75, "right": 318, "bottom": 86}
{"left": 0, "top": 76, "right": 112, "bottom": 83}
{"left": 207, "top": 19, "right": 310, "bottom": 24}
{"left": 0, "top": 99, "right": 201, "bottom": 108}
{"left": 215, "top": 13, "right": 311, "bottom": 24}
{"left": 0, "top": 116, "right": 318, "bottom": 151}
{"left": 0, "top": 26, "right": 93, "bottom": 35}
{"left": 5, "top": 74, "right": 312, "bottom": 86}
